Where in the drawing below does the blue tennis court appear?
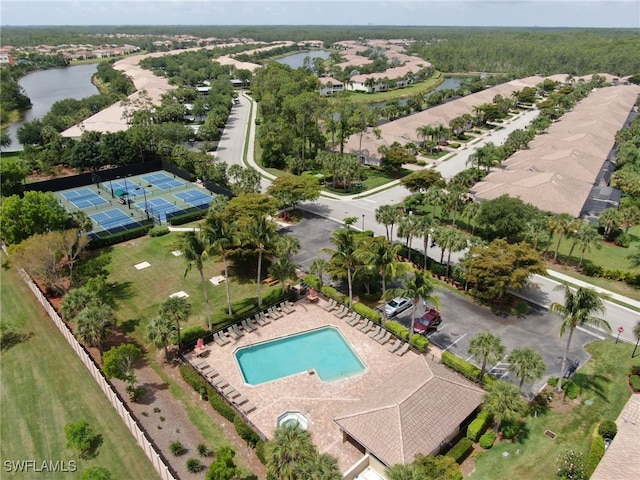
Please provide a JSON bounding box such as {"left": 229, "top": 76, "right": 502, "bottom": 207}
{"left": 137, "top": 198, "right": 185, "bottom": 222}
{"left": 62, "top": 188, "right": 108, "bottom": 209}
{"left": 174, "top": 189, "right": 214, "bottom": 209}
{"left": 108, "top": 180, "right": 149, "bottom": 199}
{"left": 91, "top": 208, "right": 142, "bottom": 233}
{"left": 141, "top": 172, "right": 184, "bottom": 190}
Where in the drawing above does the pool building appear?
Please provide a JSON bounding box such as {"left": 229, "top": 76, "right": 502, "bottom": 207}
{"left": 190, "top": 301, "right": 484, "bottom": 475}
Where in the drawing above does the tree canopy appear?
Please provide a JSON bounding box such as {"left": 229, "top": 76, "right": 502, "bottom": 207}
{"left": 476, "top": 195, "right": 544, "bottom": 242}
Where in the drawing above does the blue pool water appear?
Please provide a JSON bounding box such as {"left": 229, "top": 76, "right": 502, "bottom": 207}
{"left": 235, "top": 327, "right": 366, "bottom": 385}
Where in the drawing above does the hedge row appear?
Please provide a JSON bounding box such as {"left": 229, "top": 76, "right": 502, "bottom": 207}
{"left": 441, "top": 351, "right": 496, "bottom": 387}
{"left": 180, "top": 326, "right": 207, "bottom": 346}
{"left": 149, "top": 226, "right": 170, "bottom": 237}
{"left": 233, "top": 416, "right": 261, "bottom": 448}
{"left": 467, "top": 411, "right": 491, "bottom": 442}
{"left": 581, "top": 264, "right": 640, "bottom": 288}
{"left": 584, "top": 434, "right": 606, "bottom": 478}
{"left": 385, "top": 321, "right": 410, "bottom": 341}
{"left": 446, "top": 437, "right": 473, "bottom": 464}
{"left": 168, "top": 210, "right": 207, "bottom": 226}
{"left": 352, "top": 302, "right": 382, "bottom": 323}
{"left": 479, "top": 431, "right": 496, "bottom": 449}
{"left": 320, "top": 285, "right": 346, "bottom": 304}
{"left": 548, "top": 378, "right": 580, "bottom": 399}
{"left": 87, "top": 224, "right": 152, "bottom": 249}
{"left": 410, "top": 333, "right": 429, "bottom": 352}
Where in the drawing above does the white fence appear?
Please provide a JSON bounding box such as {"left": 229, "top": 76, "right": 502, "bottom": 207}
{"left": 19, "top": 269, "right": 178, "bottom": 480}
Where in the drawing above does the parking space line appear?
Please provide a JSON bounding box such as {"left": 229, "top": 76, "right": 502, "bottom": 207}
{"left": 442, "top": 333, "right": 467, "bottom": 352}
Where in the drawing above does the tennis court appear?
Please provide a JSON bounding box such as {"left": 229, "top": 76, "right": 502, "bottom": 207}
{"left": 90, "top": 209, "right": 142, "bottom": 234}
{"left": 137, "top": 198, "right": 184, "bottom": 222}
{"left": 174, "top": 189, "right": 214, "bottom": 209}
{"left": 141, "top": 172, "right": 184, "bottom": 189}
{"left": 108, "top": 180, "right": 149, "bottom": 199}
{"left": 61, "top": 188, "right": 108, "bottom": 209}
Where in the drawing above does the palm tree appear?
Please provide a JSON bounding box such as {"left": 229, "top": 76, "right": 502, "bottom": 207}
{"left": 424, "top": 186, "right": 445, "bottom": 221}
{"left": 386, "top": 463, "right": 423, "bottom": 480}
{"left": 507, "top": 347, "right": 547, "bottom": 391}
{"left": 60, "top": 287, "right": 96, "bottom": 320}
{"left": 323, "top": 227, "right": 359, "bottom": 306}
{"left": 467, "top": 332, "right": 506, "bottom": 384}
{"left": 632, "top": 321, "right": 640, "bottom": 358}
{"left": 396, "top": 214, "right": 418, "bottom": 261}
{"left": 550, "top": 284, "right": 611, "bottom": 392}
{"left": 174, "top": 230, "right": 212, "bottom": 329}
{"left": 268, "top": 257, "right": 297, "bottom": 293}
{"left": 523, "top": 217, "right": 550, "bottom": 251}
{"left": 275, "top": 234, "right": 301, "bottom": 260}
{"left": 309, "top": 258, "right": 328, "bottom": 289}
{"left": 416, "top": 125, "right": 433, "bottom": 149}
{"left": 266, "top": 424, "right": 317, "bottom": 480}
{"left": 548, "top": 213, "right": 579, "bottom": 263}
{"left": 146, "top": 316, "right": 177, "bottom": 362}
{"left": 482, "top": 380, "right": 527, "bottom": 433}
{"left": 204, "top": 215, "right": 238, "bottom": 316}
{"left": 598, "top": 207, "right": 623, "bottom": 240}
{"left": 463, "top": 201, "right": 482, "bottom": 235}
{"left": 295, "top": 453, "right": 341, "bottom": 480}
{"left": 375, "top": 205, "right": 401, "bottom": 242}
{"left": 438, "top": 228, "right": 468, "bottom": 278}
{"left": 244, "top": 216, "right": 278, "bottom": 307}
{"left": 159, "top": 296, "right": 191, "bottom": 354}
{"left": 414, "top": 216, "right": 437, "bottom": 270}
{"left": 75, "top": 303, "right": 116, "bottom": 357}
{"left": 356, "top": 236, "right": 409, "bottom": 302}
{"left": 388, "top": 269, "right": 440, "bottom": 336}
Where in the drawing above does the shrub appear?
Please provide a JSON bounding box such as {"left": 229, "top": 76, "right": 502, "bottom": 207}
{"left": 598, "top": 420, "right": 617, "bottom": 440}
{"left": 233, "top": 416, "right": 261, "bottom": 447}
{"left": 79, "top": 467, "right": 113, "bottom": 480}
{"left": 209, "top": 391, "right": 236, "bottom": 423}
{"left": 87, "top": 225, "right": 151, "bottom": 249}
{"left": 197, "top": 443, "right": 212, "bottom": 457}
{"left": 360, "top": 291, "right": 382, "bottom": 302}
{"left": 186, "top": 458, "right": 204, "bottom": 473}
{"left": 410, "top": 333, "right": 429, "bottom": 352}
{"left": 170, "top": 440, "right": 185, "bottom": 456}
{"left": 563, "top": 380, "right": 580, "bottom": 399}
{"left": 584, "top": 435, "right": 606, "bottom": 478}
{"left": 630, "top": 365, "right": 640, "bottom": 375}
{"left": 479, "top": 431, "right": 496, "bottom": 449}
{"left": 630, "top": 374, "right": 640, "bottom": 392}
{"left": 385, "top": 320, "right": 410, "bottom": 341}
{"left": 262, "top": 287, "right": 287, "bottom": 306}
{"left": 445, "top": 437, "right": 473, "bottom": 464}
{"left": 556, "top": 450, "right": 585, "bottom": 480}
{"left": 127, "top": 385, "right": 146, "bottom": 402}
{"left": 441, "top": 351, "right": 496, "bottom": 387}
{"left": 149, "top": 226, "right": 170, "bottom": 237}
{"left": 450, "top": 142, "right": 461, "bottom": 149}
{"left": 352, "top": 302, "right": 382, "bottom": 323}
{"left": 547, "top": 377, "right": 559, "bottom": 387}
{"left": 614, "top": 232, "right": 631, "bottom": 248}
{"left": 500, "top": 420, "right": 521, "bottom": 440}
{"left": 255, "top": 440, "right": 267, "bottom": 465}
{"left": 64, "top": 420, "right": 96, "bottom": 457}
{"left": 179, "top": 364, "right": 208, "bottom": 394}
{"left": 303, "top": 274, "right": 320, "bottom": 289}
{"left": 416, "top": 160, "right": 426, "bottom": 166}
{"left": 320, "top": 285, "right": 346, "bottom": 304}
{"left": 168, "top": 210, "right": 206, "bottom": 225}
{"left": 467, "top": 411, "right": 491, "bottom": 442}
{"left": 181, "top": 326, "right": 207, "bottom": 346}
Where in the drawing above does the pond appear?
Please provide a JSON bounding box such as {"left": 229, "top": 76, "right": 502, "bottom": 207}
{"left": 276, "top": 50, "right": 331, "bottom": 69}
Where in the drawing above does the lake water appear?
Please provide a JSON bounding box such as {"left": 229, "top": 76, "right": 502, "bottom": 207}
{"left": 276, "top": 50, "right": 331, "bottom": 69}
{"left": 4, "top": 63, "right": 99, "bottom": 151}
{"left": 370, "top": 76, "right": 465, "bottom": 109}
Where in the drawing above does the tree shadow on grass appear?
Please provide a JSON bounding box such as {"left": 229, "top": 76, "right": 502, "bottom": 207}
{"left": 119, "top": 316, "right": 141, "bottom": 334}
{"left": 82, "top": 434, "right": 103, "bottom": 460}
{"left": 0, "top": 331, "right": 34, "bottom": 352}
{"left": 109, "top": 281, "right": 134, "bottom": 301}
{"left": 573, "top": 372, "right": 611, "bottom": 402}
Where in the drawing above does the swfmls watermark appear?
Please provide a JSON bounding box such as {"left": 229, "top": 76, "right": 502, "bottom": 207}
{"left": 4, "top": 460, "right": 77, "bottom": 473}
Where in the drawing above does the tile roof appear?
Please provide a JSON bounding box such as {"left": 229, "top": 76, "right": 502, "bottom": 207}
{"left": 334, "top": 356, "right": 484, "bottom": 466}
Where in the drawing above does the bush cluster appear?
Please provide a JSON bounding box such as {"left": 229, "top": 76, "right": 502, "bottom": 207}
{"left": 385, "top": 320, "right": 410, "bottom": 341}
{"left": 500, "top": 420, "right": 521, "bottom": 440}
{"left": 186, "top": 458, "right": 204, "bottom": 473}
{"left": 445, "top": 437, "right": 473, "bottom": 464}
{"left": 581, "top": 264, "right": 640, "bottom": 288}
{"left": 598, "top": 420, "right": 617, "bottom": 440}
{"left": 148, "top": 226, "right": 170, "bottom": 237}
{"left": 479, "top": 431, "right": 496, "bottom": 449}
{"left": 352, "top": 302, "right": 382, "bottom": 323}
{"left": 629, "top": 374, "right": 640, "bottom": 392}
{"left": 303, "top": 274, "right": 320, "bottom": 289}
{"left": 180, "top": 326, "right": 207, "bottom": 346}
{"left": 410, "top": 333, "right": 429, "bottom": 352}
{"left": 170, "top": 440, "right": 185, "bottom": 456}
{"left": 584, "top": 435, "right": 606, "bottom": 478}
{"left": 168, "top": 211, "right": 206, "bottom": 226}
{"left": 441, "top": 351, "right": 496, "bottom": 387}
{"left": 233, "top": 416, "right": 261, "bottom": 447}
{"left": 563, "top": 380, "right": 580, "bottom": 399}
{"left": 467, "top": 411, "right": 491, "bottom": 442}
{"left": 254, "top": 440, "right": 267, "bottom": 465}
{"left": 87, "top": 225, "right": 152, "bottom": 249}
{"left": 320, "top": 285, "right": 346, "bottom": 304}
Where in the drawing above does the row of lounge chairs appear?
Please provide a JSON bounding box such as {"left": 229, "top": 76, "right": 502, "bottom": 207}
{"left": 193, "top": 359, "right": 256, "bottom": 415}
{"left": 323, "top": 299, "right": 411, "bottom": 356}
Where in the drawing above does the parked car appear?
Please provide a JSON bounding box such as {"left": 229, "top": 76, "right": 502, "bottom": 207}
{"left": 413, "top": 308, "right": 442, "bottom": 335}
{"left": 384, "top": 297, "right": 411, "bottom": 317}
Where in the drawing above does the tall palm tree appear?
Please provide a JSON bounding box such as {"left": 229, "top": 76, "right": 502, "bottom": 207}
{"left": 266, "top": 424, "right": 317, "bottom": 480}
{"left": 482, "top": 380, "right": 527, "bottom": 433}
{"left": 174, "top": 230, "right": 212, "bottom": 329}
{"left": 414, "top": 216, "right": 437, "bottom": 270}
{"left": 467, "top": 332, "right": 506, "bottom": 384}
{"left": 244, "top": 216, "right": 278, "bottom": 307}
{"left": 577, "top": 224, "right": 601, "bottom": 269}
{"left": 295, "top": 453, "right": 341, "bottom": 480}
{"left": 598, "top": 207, "right": 623, "bottom": 240}
{"left": 416, "top": 125, "right": 434, "bottom": 149}
{"left": 356, "top": 236, "right": 409, "bottom": 302}
{"left": 60, "top": 287, "right": 96, "bottom": 320}
{"left": 550, "top": 284, "right": 610, "bottom": 392}
{"left": 204, "top": 215, "right": 238, "bottom": 316}
{"left": 548, "top": 213, "right": 579, "bottom": 263}
{"left": 388, "top": 269, "right": 440, "bottom": 336}
{"left": 439, "top": 228, "right": 468, "bottom": 278}
{"left": 146, "top": 316, "right": 177, "bottom": 362}
{"left": 323, "top": 227, "right": 359, "bottom": 306}
{"left": 423, "top": 186, "right": 445, "bottom": 221}
{"left": 396, "top": 214, "right": 418, "bottom": 261}
{"left": 375, "top": 205, "right": 401, "bottom": 242}
{"left": 268, "top": 257, "right": 297, "bottom": 293}
{"left": 386, "top": 463, "right": 423, "bottom": 480}
{"left": 463, "top": 201, "right": 482, "bottom": 235}
{"left": 507, "top": 347, "right": 547, "bottom": 391}
{"left": 309, "top": 258, "right": 328, "bottom": 289}
{"left": 75, "top": 303, "right": 116, "bottom": 357}
{"left": 159, "top": 296, "right": 191, "bottom": 354}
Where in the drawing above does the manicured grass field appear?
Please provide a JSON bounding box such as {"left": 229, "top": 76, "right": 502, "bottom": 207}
{"left": 343, "top": 72, "right": 445, "bottom": 104}
{"left": 0, "top": 259, "right": 159, "bottom": 479}
{"left": 100, "top": 231, "right": 277, "bottom": 344}
{"left": 471, "top": 340, "right": 636, "bottom": 479}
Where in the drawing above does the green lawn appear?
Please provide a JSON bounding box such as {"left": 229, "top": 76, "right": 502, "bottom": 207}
{"left": 100, "top": 231, "right": 277, "bottom": 344}
{"left": 471, "top": 340, "right": 636, "bottom": 479}
{"left": 342, "top": 72, "right": 445, "bottom": 104}
{"left": 0, "top": 259, "right": 159, "bottom": 480}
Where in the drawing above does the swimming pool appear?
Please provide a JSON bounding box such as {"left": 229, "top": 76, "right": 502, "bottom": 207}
{"left": 235, "top": 327, "right": 366, "bottom": 385}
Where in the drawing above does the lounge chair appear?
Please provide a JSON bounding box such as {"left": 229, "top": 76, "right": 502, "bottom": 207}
{"left": 395, "top": 343, "right": 410, "bottom": 356}
{"left": 373, "top": 329, "right": 387, "bottom": 342}
{"left": 323, "top": 299, "right": 337, "bottom": 311}
{"left": 233, "top": 395, "right": 249, "bottom": 406}
{"left": 346, "top": 313, "right": 361, "bottom": 326}
{"left": 212, "top": 377, "right": 229, "bottom": 389}
{"left": 214, "top": 332, "right": 231, "bottom": 346}
{"left": 280, "top": 301, "right": 293, "bottom": 314}
{"left": 268, "top": 307, "right": 282, "bottom": 319}
{"left": 231, "top": 324, "right": 244, "bottom": 337}
{"left": 358, "top": 320, "right": 373, "bottom": 332}
{"left": 388, "top": 341, "right": 402, "bottom": 353}
{"left": 222, "top": 386, "right": 240, "bottom": 398}
{"left": 332, "top": 305, "right": 346, "bottom": 318}
{"left": 226, "top": 327, "right": 239, "bottom": 339}
{"left": 241, "top": 319, "right": 257, "bottom": 332}
{"left": 368, "top": 326, "right": 382, "bottom": 338}
{"left": 284, "top": 300, "right": 296, "bottom": 312}
{"left": 193, "top": 359, "right": 208, "bottom": 369}
{"left": 241, "top": 402, "right": 257, "bottom": 414}
{"left": 376, "top": 331, "right": 392, "bottom": 345}
{"left": 253, "top": 314, "right": 267, "bottom": 327}
{"left": 258, "top": 311, "right": 271, "bottom": 324}
{"left": 343, "top": 311, "right": 356, "bottom": 322}
{"left": 335, "top": 307, "right": 349, "bottom": 319}
{"left": 204, "top": 368, "right": 219, "bottom": 379}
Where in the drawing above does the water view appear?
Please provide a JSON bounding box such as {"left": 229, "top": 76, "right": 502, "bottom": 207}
{"left": 276, "top": 50, "right": 331, "bottom": 69}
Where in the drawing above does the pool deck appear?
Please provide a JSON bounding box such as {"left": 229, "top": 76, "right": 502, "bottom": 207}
{"left": 188, "top": 299, "right": 420, "bottom": 472}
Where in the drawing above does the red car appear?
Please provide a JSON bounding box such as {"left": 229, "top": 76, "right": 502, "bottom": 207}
{"left": 413, "top": 309, "right": 442, "bottom": 334}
